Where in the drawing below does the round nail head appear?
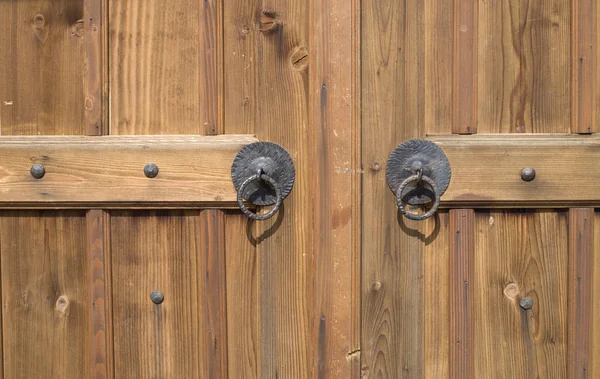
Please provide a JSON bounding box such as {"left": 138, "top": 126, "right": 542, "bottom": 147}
{"left": 519, "top": 297, "right": 533, "bottom": 310}
{"left": 30, "top": 163, "right": 45, "bottom": 179}
{"left": 150, "top": 291, "right": 164, "bottom": 304}
{"left": 521, "top": 167, "right": 536, "bottom": 182}
{"left": 144, "top": 163, "right": 159, "bottom": 178}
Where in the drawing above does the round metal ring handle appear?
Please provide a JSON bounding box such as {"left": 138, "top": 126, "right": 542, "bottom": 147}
{"left": 237, "top": 173, "right": 282, "bottom": 221}
{"left": 396, "top": 174, "right": 440, "bottom": 221}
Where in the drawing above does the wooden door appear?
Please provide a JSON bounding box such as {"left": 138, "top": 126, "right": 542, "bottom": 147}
{"left": 1, "top": 0, "right": 598, "bottom": 379}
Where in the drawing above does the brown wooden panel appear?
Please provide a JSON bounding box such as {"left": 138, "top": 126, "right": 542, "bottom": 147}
{"left": 84, "top": 0, "right": 108, "bottom": 135}
{"left": 573, "top": 0, "right": 597, "bottom": 133}
{"left": 568, "top": 208, "right": 593, "bottom": 379}
{"left": 593, "top": 211, "right": 600, "bottom": 379}
{"left": 1, "top": 211, "right": 90, "bottom": 378}
{"left": 431, "top": 134, "right": 600, "bottom": 206}
{"left": 0, "top": 135, "right": 255, "bottom": 208}
{"left": 311, "top": 0, "right": 361, "bottom": 377}
{"left": 223, "top": 1, "right": 313, "bottom": 377}
{"left": 424, "top": 211, "right": 449, "bottom": 379}
{"left": 109, "top": 0, "right": 216, "bottom": 134}
{"left": 362, "top": 0, "right": 425, "bottom": 377}
{"left": 224, "top": 213, "right": 257, "bottom": 379}
{"left": 453, "top": 0, "right": 477, "bottom": 134}
{"left": 449, "top": 209, "right": 474, "bottom": 379}
{"left": 477, "top": 0, "right": 570, "bottom": 133}
{"left": 473, "top": 210, "right": 568, "bottom": 378}
{"left": 0, "top": 1, "right": 85, "bottom": 135}
{"left": 111, "top": 210, "right": 226, "bottom": 378}
{"left": 425, "top": 0, "right": 454, "bottom": 135}
{"left": 87, "top": 210, "right": 112, "bottom": 379}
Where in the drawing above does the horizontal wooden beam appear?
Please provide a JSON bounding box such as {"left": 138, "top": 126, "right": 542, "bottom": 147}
{"left": 430, "top": 134, "right": 600, "bottom": 207}
{"left": 0, "top": 135, "right": 257, "bottom": 208}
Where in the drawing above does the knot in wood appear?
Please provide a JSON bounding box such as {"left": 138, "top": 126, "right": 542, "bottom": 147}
{"left": 55, "top": 295, "right": 70, "bottom": 315}
{"left": 260, "top": 9, "right": 280, "bottom": 33}
{"left": 33, "top": 14, "right": 45, "bottom": 30}
{"left": 290, "top": 47, "right": 308, "bottom": 70}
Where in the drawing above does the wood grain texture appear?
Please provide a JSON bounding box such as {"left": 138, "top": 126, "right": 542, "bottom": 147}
{"left": 224, "top": 1, "right": 313, "bottom": 377}
{"left": 449, "top": 209, "right": 474, "bottom": 379}
{"left": 1, "top": 211, "right": 90, "bottom": 378}
{"left": 0, "top": 135, "right": 256, "bottom": 207}
{"left": 0, "top": 0, "right": 85, "bottom": 135}
{"left": 110, "top": 210, "right": 226, "bottom": 378}
{"left": 84, "top": 0, "right": 107, "bottom": 135}
{"left": 311, "top": 0, "right": 360, "bottom": 377}
{"left": 453, "top": 0, "right": 477, "bottom": 134}
{"left": 430, "top": 134, "right": 600, "bottom": 205}
{"left": 109, "top": 0, "right": 217, "bottom": 134}
{"left": 474, "top": 210, "right": 568, "bottom": 378}
{"left": 424, "top": 212, "right": 449, "bottom": 379}
{"left": 87, "top": 210, "right": 112, "bottom": 379}
{"left": 572, "top": 0, "right": 597, "bottom": 133}
{"left": 592, "top": 212, "right": 600, "bottom": 379}
{"left": 477, "top": 0, "right": 570, "bottom": 133}
{"left": 361, "top": 0, "right": 425, "bottom": 377}
{"left": 568, "top": 208, "right": 593, "bottom": 379}
{"left": 224, "top": 213, "right": 257, "bottom": 379}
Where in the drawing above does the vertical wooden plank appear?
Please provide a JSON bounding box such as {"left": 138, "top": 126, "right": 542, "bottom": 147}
{"left": 425, "top": 0, "right": 454, "bottom": 135}
{"left": 568, "top": 208, "right": 593, "bottom": 378}
{"left": 453, "top": 0, "right": 477, "bottom": 134}
{"left": 1, "top": 211, "right": 90, "bottom": 378}
{"left": 424, "top": 212, "right": 449, "bottom": 379}
{"left": 474, "top": 211, "right": 568, "bottom": 378}
{"left": 86, "top": 210, "right": 112, "bottom": 379}
{"left": 109, "top": 0, "right": 208, "bottom": 134}
{"left": 311, "top": 0, "right": 361, "bottom": 377}
{"left": 448, "top": 209, "right": 474, "bottom": 379}
{"left": 0, "top": 1, "right": 85, "bottom": 135}
{"left": 224, "top": 213, "right": 257, "bottom": 379}
{"left": 478, "top": 0, "right": 570, "bottom": 133}
{"left": 111, "top": 211, "right": 228, "bottom": 378}
{"left": 84, "top": 0, "right": 107, "bottom": 135}
{"left": 361, "top": 0, "right": 425, "bottom": 377}
{"left": 592, "top": 211, "right": 600, "bottom": 379}
{"left": 572, "top": 0, "right": 597, "bottom": 133}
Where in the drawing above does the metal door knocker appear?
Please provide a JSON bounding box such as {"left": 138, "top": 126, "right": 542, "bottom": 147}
{"left": 386, "top": 139, "right": 451, "bottom": 221}
{"left": 231, "top": 142, "right": 295, "bottom": 220}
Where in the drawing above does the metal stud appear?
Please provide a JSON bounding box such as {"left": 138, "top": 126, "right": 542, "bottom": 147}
{"left": 150, "top": 291, "right": 164, "bottom": 304}
{"left": 144, "top": 163, "right": 159, "bottom": 178}
{"left": 30, "top": 163, "right": 45, "bottom": 179}
{"left": 519, "top": 297, "right": 533, "bottom": 310}
{"left": 521, "top": 167, "right": 536, "bottom": 182}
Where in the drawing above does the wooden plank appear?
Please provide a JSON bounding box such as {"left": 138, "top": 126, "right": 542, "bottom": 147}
{"left": 84, "top": 0, "right": 107, "bottom": 135}
{"left": 109, "top": 0, "right": 210, "bottom": 134}
{"left": 311, "top": 0, "right": 360, "bottom": 377}
{"left": 429, "top": 134, "right": 600, "bottom": 206}
{"left": 224, "top": 213, "right": 257, "bottom": 379}
{"left": 592, "top": 211, "right": 600, "bottom": 379}
{"left": 425, "top": 0, "right": 454, "bottom": 135}
{"left": 0, "top": 1, "right": 85, "bottom": 135}
{"left": 361, "top": 0, "right": 425, "bottom": 377}
{"left": 111, "top": 210, "right": 226, "bottom": 378}
{"left": 477, "top": 0, "right": 570, "bottom": 133}
{"left": 224, "top": 1, "right": 313, "bottom": 377}
{"left": 473, "top": 210, "right": 568, "bottom": 378}
{"left": 1, "top": 211, "right": 90, "bottom": 378}
{"left": 0, "top": 135, "right": 256, "bottom": 207}
{"left": 453, "top": 0, "right": 477, "bottom": 134}
{"left": 568, "top": 208, "right": 593, "bottom": 378}
{"left": 86, "top": 210, "right": 112, "bottom": 379}
{"left": 424, "top": 211, "right": 449, "bottom": 379}
{"left": 572, "top": 0, "right": 597, "bottom": 133}
{"left": 449, "top": 209, "right": 474, "bottom": 379}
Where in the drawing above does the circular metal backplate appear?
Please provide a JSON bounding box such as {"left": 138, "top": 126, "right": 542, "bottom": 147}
{"left": 231, "top": 142, "right": 295, "bottom": 206}
{"left": 386, "top": 139, "right": 451, "bottom": 205}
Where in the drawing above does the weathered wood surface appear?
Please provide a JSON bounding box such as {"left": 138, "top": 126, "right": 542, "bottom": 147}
{"left": 0, "top": 135, "right": 256, "bottom": 207}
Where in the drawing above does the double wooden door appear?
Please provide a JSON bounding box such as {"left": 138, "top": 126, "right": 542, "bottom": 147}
{"left": 1, "top": 0, "right": 599, "bottom": 378}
